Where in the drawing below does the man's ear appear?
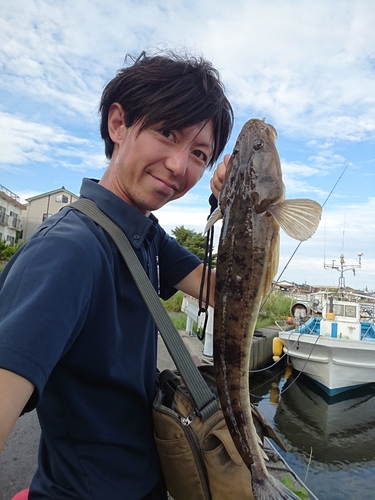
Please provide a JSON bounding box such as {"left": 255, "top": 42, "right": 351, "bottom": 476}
{"left": 108, "top": 103, "right": 126, "bottom": 145}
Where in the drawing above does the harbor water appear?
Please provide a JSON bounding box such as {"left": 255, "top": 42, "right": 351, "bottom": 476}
{"left": 250, "top": 362, "right": 375, "bottom": 500}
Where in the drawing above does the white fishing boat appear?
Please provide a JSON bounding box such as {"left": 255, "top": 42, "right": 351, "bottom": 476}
{"left": 276, "top": 292, "right": 375, "bottom": 396}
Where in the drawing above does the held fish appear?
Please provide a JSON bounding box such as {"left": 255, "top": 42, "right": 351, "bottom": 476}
{"left": 207, "top": 118, "right": 321, "bottom": 499}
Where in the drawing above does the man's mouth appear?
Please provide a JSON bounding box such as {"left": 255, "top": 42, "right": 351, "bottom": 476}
{"left": 151, "top": 174, "right": 178, "bottom": 193}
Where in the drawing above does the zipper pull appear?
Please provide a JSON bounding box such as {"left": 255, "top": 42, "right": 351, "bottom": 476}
{"left": 180, "top": 411, "right": 195, "bottom": 426}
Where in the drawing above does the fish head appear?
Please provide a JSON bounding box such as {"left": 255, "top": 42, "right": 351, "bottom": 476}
{"left": 221, "top": 118, "right": 285, "bottom": 214}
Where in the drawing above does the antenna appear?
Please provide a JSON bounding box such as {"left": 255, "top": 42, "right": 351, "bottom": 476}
{"left": 324, "top": 252, "right": 363, "bottom": 292}
{"left": 341, "top": 210, "right": 346, "bottom": 252}
{"left": 323, "top": 211, "right": 326, "bottom": 268}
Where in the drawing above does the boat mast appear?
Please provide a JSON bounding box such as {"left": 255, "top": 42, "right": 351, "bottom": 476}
{"left": 324, "top": 252, "right": 363, "bottom": 294}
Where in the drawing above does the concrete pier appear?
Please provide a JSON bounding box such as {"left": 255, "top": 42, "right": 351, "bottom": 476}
{"left": 250, "top": 326, "right": 281, "bottom": 370}
{"left": 180, "top": 294, "right": 279, "bottom": 369}
{"left": 159, "top": 326, "right": 279, "bottom": 370}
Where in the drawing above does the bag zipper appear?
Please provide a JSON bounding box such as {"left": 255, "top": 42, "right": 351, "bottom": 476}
{"left": 155, "top": 403, "right": 212, "bottom": 499}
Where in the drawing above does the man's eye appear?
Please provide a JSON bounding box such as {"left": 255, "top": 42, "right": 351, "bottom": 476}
{"left": 193, "top": 150, "right": 207, "bottom": 163}
{"left": 161, "top": 130, "right": 173, "bottom": 139}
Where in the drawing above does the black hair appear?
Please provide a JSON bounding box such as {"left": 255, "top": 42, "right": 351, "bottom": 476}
{"left": 99, "top": 51, "right": 233, "bottom": 167}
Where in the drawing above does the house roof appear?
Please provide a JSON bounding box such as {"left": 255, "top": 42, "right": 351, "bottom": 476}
{"left": 275, "top": 281, "right": 295, "bottom": 287}
{"left": 0, "top": 185, "right": 27, "bottom": 210}
{"left": 26, "top": 186, "right": 78, "bottom": 202}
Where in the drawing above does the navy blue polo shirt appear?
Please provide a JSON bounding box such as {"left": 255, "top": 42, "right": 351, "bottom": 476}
{"left": 0, "top": 178, "right": 201, "bottom": 499}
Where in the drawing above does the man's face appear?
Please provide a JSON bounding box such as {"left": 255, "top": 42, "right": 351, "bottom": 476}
{"left": 105, "top": 107, "right": 214, "bottom": 215}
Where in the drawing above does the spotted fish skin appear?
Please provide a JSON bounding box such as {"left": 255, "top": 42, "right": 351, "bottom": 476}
{"left": 210, "top": 118, "right": 321, "bottom": 499}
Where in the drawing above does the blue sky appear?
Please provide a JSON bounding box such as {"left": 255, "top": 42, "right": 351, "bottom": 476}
{"left": 1, "top": 0, "right": 374, "bottom": 291}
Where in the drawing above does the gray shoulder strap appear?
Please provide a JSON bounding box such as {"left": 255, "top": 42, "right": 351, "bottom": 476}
{"left": 69, "top": 198, "right": 218, "bottom": 421}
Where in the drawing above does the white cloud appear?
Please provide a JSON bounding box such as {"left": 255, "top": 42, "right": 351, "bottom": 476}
{"left": 0, "top": 112, "right": 104, "bottom": 172}
{"left": 1, "top": 0, "right": 374, "bottom": 143}
{"left": 7, "top": 2, "right": 372, "bottom": 106}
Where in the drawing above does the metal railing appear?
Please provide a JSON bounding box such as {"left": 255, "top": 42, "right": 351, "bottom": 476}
{"left": 0, "top": 184, "right": 20, "bottom": 202}
{"left": 0, "top": 213, "right": 9, "bottom": 225}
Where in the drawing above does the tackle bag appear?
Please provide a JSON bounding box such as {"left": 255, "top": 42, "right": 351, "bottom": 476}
{"left": 153, "top": 366, "right": 254, "bottom": 500}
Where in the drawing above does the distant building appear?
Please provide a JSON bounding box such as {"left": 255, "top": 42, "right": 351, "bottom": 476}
{"left": 22, "top": 186, "right": 78, "bottom": 241}
{"left": 0, "top": 184, "right": 27, "bottom": 245}
{"left": 274, "top": 280, "right": 296, "bottom": 292}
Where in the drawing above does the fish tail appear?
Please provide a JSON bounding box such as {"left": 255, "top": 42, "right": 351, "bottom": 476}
{"left": 252, "top": 474, "right": 301, "bottom": 500}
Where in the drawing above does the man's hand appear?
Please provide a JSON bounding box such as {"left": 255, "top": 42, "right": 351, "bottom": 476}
{"left": 210, "top": 154, "right": 231, "bottom": 199}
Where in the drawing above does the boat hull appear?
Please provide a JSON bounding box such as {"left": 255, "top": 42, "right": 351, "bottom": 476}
{"left": 279, "top": 331, "right": 375, "bottom": 395}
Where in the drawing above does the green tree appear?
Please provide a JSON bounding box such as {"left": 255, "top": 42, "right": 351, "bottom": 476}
{"left": 0, "top": 241, "right": 23, "bottom": 261}
{"left": 171, "top": 226, "right": 216, "bottom": 267}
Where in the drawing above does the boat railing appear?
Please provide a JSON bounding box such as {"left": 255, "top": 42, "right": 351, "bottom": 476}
{"left": 360, "top": 302, "right": 375, "bottom": 319}
{"left": 299, "top": 317, "right": 321, "bottom": 335}
{"left": 291, "top": 291, "right": 375, "bottom": 319}
{"left": 275, "top": 319, "right": 288, "bottom": 331}
{"left": 361, "top": 321, "right": 375, "bottom": 341}
{"left": 275, "top": 317, "right": 321, "bottom": 336}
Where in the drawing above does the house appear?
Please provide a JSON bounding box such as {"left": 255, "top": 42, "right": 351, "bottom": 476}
{"left": 0, "top": 184, "right": 27, "bottom": 245}
{"left": 22, "top": 186, "right": 78, "bottom": 241}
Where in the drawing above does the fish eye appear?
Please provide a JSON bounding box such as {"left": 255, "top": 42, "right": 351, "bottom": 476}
{"left": 253, "top": 139, "right": 264, "bottom": 150}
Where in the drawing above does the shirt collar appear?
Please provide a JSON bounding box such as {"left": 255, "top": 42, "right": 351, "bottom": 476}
{"left": 79, "top": 178, "right": 159, "bottom": 249}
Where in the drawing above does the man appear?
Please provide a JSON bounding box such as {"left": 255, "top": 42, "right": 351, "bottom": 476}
{"left": 0, "top": 52, "right": 233, "bottom": 499}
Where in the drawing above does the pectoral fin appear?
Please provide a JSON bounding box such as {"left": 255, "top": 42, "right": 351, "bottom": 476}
{"left": 204, "top": 206, "right": 223, "bottom": 234}
{"left": 268, "top": 199, "right": 322, "bottom": 241}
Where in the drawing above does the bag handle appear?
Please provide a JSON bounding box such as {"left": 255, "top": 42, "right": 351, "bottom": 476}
{"left": 69, "top": 198, "right": 218, "bottom": 421}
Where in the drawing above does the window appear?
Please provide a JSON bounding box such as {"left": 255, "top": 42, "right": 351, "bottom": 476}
{"left": 55, "top": 194, "right": 68, "bottom": 203}
{"left": 0, "top": 208, "right": 8, "bottom": 225}
{"left": 6, "top": 235, "right": 15, "bottom": 246}
{"left": 9, "top": 211, "right": 18, "bottom": 218}
{"left": 334, "top": 304, "right": 344, "bottom": 316}
{"left": 11, "top": 217, "right": 21, "bottom": 229}
{"left": 42, "top": 213, "right": 52, "bottom": 221}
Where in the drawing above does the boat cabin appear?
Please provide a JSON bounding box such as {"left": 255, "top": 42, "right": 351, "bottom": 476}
{"left": 320, "top": 299, "right": 361, "bottom": 340}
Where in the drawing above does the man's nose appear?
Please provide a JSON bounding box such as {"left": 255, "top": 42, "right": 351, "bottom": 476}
{"left": 164, "top": 150, "right": 189, "bottom": 176}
